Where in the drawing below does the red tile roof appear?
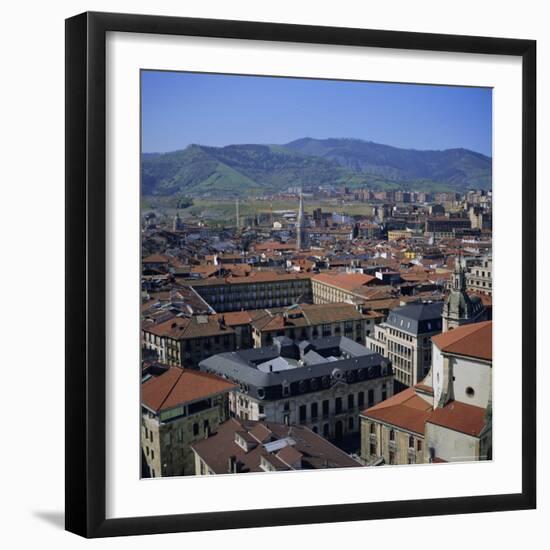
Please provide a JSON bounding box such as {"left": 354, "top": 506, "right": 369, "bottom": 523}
{"left": 432, "top": 321, "right": 492, "bottom": 361}
{"left": 144, "top": 315, "right": 235, "bottom": 339}
{"left": 142, "top": 253, "right": 169, "bottom": 264}
{"left": 427, "top": 400, "right": 487, "bottom": 436}
{"left": 312, "top": 272, "right": 377, "bottom": 292}
{"left": 191, "top": 418, "right": 360, "bottom": 473}
{"left": 361, "top": 387, "right": 433, "bottom": 435}
{"left": 141, "top": 367, "right": 236, "bottom": 412}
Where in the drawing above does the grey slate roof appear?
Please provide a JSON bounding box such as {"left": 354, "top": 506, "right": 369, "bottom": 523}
{"left": 385, "top": 301, "right": 443, "bottom": 336}
{"left": 199, "top": 336, "right": 390, "bottom": 399}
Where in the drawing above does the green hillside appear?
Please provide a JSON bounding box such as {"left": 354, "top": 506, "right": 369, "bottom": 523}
{"left": 142, "top": 138, "right": 492, "bottom": 197}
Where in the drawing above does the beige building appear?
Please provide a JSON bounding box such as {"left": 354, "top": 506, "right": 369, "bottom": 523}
{"left": 387, "top": 228, "right": 422, "bottom": 241}
{"left": 467, "top": 257, "right": 493, "bottom": 296}
{"left": 141, "top": 367, "right": 236, "bottom": 477}
{"left": 250, "top": 302, "right": 379, "bottom": 347}
{"left": 311, "top": 272, "right": 383, "bottom": 304}
{"left": 142, "top": 314, "right": 237, "bottom": 368}
{"left": 360, "top": 321, "right": 492, "bottom": 466}
{"left": 181, "top": 271, "right": 312, "bottom": 312}
{"left": 366, "top": 301, "right": 443, "bottom": 389}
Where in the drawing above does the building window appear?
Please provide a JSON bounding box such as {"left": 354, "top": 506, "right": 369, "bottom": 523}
{"left": 417, "top": 440, "right": 422, "bottom": 452}
{"left": 322, "top": 400, "right": 329, "bottom": 418}
{"left": 347, "top": 394, "right": 354, "bottom": 409}
{"left": 151, "top": 450, "right": 155, "bottom": 460}
{"left": 299, "top": 405, "right": 307, "bottom": 423}
{"left": 335, "top": 397, "right": 342, "bottom": 414}
{"left": 389, "top": 429, "right": 395, "bottom": 441}
{"left": 323, "top": 423, "right": 329, "bottom": 437}
{"left": 368, "top": 389, "right": 374, "bottom": 407}
{"left": 409, "top": 435, "right": 414, "bottom": 448}
{"left": 389, "top": 451, "right": 395, "bottom": 465}
{"left": 370, "top": 443, "right": 376, "bottom": 456}
{"left": 358, "top": 391, "right": 365, "bottom": 408}
{"left": 311, "top": 402, "right": 318, "bottom": 420}
{"left": 193, "top": 423, "right": 199, "bottom": 436}
{"left": 348, "top": 417, "right": 354, "bottom": 430}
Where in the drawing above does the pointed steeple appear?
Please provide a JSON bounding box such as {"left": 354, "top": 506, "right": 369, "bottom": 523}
{"left": 296, "top": 189, "right": 306, "bottom": 250}
{"left": 452, "top": 253, "right": 467, "bottom": 292}
{"left": 443, "top": 253, "right": 485, "bottom": 331}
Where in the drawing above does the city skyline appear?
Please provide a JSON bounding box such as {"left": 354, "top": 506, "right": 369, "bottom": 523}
{"left": 141, "top": 71, "right": 493, "bottom": 156}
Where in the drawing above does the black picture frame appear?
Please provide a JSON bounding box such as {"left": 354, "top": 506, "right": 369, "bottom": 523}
{"left": 65, "top": 11, "right": 536, "bottom": 538}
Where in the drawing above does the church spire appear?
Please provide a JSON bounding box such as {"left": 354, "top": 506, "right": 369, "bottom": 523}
{"left": 452, "top": 253, "right": 467, "bottom": 292}
{"left": 443, "top": 253, "right": 486, "bottom": 331}
{"left": 296, "top": 189, "right": 306, "bottom": 250}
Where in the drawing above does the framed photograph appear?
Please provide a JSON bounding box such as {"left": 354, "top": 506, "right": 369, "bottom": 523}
{"left": 65, "top": 11, "right": 536, "bottom": 538}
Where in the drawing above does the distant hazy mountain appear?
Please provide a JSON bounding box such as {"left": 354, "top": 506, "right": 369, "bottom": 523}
{"left": 142, "top": 138, "right": 492, "bottom": 197}
{"left": 285, "top": 138, "right": 492, "bottom": 188}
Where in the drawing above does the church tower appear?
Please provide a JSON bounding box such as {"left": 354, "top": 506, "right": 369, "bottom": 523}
{"left": 172, "top": 212, "right": 182, "bottom": 232}
{"left": 296, "top": 190, "right": 307, "bottom": 250}
{"left": 442, "top": 255, "right": 486, "bottom": 331}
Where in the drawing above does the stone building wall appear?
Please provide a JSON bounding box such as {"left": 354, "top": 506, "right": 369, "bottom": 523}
{"left": 231, "top": 376, "right": 393, "bottom": 441}
{"left": 141, "top": 393, "right": 232, "bottom": 477}
{"left": 360, "top": 417, "right": 424, "bottom": 466}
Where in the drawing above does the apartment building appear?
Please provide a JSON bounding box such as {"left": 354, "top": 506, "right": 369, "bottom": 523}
{"left": 142, "top": 314, "right": 237, "bottom": 368}
{"left": 191, "top": 418, "right": 361, "bottom": 475}
{"left": 467, "top": 257, "right": 493, "bottom": 296}
{"left": 311, "top": 272, "right": 380, "bottom": 304}
{"left": 200, "top": 336, "right": 393, "bottom": 442}
{"left": 141, "top": 367, "right": 236, "bottom": 477}
{"left": 181, "top": 271, "right": 312, "bottom": 312}
{"left": 250, "top": 302, "right": 380, "bottom": 347}
{"left": 366, "top": 301, "right": 443, "bottom": 389}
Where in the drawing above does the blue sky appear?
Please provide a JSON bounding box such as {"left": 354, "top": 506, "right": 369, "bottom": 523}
{"left": 141, "top": 71, "right": 492, "bottom": 156}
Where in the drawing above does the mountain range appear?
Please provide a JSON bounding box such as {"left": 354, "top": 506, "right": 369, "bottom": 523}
{"left": 141, "top": 137, "right": 492, "bottom": 197}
